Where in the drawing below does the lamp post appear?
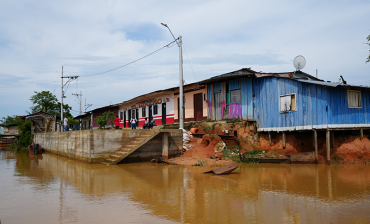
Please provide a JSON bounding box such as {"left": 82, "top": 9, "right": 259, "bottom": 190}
{"left": 161, "top": 23, "right": 184, "bottom": 129}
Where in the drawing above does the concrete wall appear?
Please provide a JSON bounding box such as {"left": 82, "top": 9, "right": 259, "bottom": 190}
{"left": 123, "top": 132, "right": 181, "bottom": 163}
{"left": 34, "top": 129, "right": 182, "bottom": 164}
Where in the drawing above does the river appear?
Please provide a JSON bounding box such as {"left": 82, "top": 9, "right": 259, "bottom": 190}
{"left": 0, "top": 150, "right": 370, "bottom": 224}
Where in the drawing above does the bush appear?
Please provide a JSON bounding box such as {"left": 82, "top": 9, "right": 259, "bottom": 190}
{"left": 95, "top": 111, "right": 115, "bottom": 129}
{"left": 16, "top": 120, "right": 32, "bottom": 147}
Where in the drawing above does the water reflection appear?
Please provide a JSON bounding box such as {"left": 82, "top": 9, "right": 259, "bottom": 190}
{"left": 1, "top": 151, "right": 370, "bottom": 223}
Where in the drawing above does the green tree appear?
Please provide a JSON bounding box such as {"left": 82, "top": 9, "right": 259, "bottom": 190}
{"left": 16, "top": 120, "right": 32, "bottom": 147}
{"left": 95, "top": 111, "right": 114, "bottom": 129}
{"left": 367, "top": 34, "right": 370, "bottom": 63}
{"left": 0, "top": 115, "right": 19, "bottom": 125}
{"left": 29, "top": 91, "right": 58, "bottom": 113}
{"left": 29, "top": 91, "right": 73, "bottom": 121}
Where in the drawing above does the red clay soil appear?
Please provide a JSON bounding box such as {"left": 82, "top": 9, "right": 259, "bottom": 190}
{"left": 182, "top": 134, "right": 222, "bottom": 159}
{"left": 171, "top": 134, "right": 234, "bottom": 166}
{"left": 259, "top": 132, "right": 370, "bottom": 164}
{"left": 319, "top": 136, "right": 370, "bottom": 164}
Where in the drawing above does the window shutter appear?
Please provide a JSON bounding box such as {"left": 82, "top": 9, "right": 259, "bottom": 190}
{"left": 230, "top": 89, "right": 241, "bottom": 103}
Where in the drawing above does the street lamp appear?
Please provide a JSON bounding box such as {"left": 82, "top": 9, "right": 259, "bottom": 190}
{"left": 161, "top": 23, "right": 184, "bottom": 129}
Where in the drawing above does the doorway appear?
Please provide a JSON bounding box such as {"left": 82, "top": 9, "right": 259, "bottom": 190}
{"left": 128, "top": 110, "right": 131, "bottom": 128}
{"left": 149, "top": 106, "right": 153, "bottom": 121}
{"left": 162, "top": 103, "right": 166, "bottom": 125}
{"left": 193, "top": 93, "right": 203, "bottom": 121}
{"left": 214, "top": 92, "right": 221, "bottom": 120}
{"left": 124, "top": 111, "right": 126, "bottom": 128}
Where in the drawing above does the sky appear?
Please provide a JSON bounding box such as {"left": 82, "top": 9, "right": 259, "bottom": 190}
{"left": 0, "top": 0, "right": 369, "bottom": 119}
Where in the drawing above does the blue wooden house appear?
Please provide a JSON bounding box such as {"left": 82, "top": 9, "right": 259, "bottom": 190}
{"left": 202, "top": 68, "right": 370, "bottom": 164}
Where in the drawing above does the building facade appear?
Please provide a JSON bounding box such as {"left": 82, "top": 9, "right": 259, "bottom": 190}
{"left": 118, "top": 90, "right": 175, "bottom": 128}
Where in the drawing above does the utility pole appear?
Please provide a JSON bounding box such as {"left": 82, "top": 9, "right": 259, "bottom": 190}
{"left": 179, "top": 36, "right": 184, "bottom": 129}
{"left": 72, "top": 91, "right": 82, "bottom": 115}
{"left": 80, "top": 91, "right": 82, "bottom": 115}
{"left": 61, "top": 66, "right": 64, "bottom": 132}
{"left": 61, "top": 67, "right": 79, "bottom": 131}
{"left": 161, "top": 23, "right": 184, "bottom": 129}
{"left": 85, "top": 98, "right": 92, "bottom": 113}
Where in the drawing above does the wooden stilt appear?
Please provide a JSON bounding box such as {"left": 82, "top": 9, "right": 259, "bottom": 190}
{"left": 268, "top": 132, "right": 271, "bottom": 145}
{"left": 330, "top": 131, "right": 334, "bottom": 149}
{"left": 314, "top": 130, "right": 318, "bottom": 164}
{"left": 360, "top": 129, "right": 363, "bottom": 140}
{"left": 312, "top": 131, "right": 315, "bottom": 150}
{"left": 326, "top": 130, "right": 330, "bottom": 165}
{"left": 282, "top": 132, "right": 286, "bottom": 149}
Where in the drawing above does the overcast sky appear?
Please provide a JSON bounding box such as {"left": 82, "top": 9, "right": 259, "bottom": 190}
{"left": 0, "top": 0, "right": 369, "bottom": 119}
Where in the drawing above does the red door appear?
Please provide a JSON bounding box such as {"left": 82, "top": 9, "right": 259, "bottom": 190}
{"left": 194, "top": 93, "right": 203, "bottom": 121}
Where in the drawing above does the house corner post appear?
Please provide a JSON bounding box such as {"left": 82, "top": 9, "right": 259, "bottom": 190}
{"left": 326, "top": 129, "right": 330, "bottom": 165}
{"left": 282, "top": 132, "right": 286, "bottom": 149}
{"left": 314, "top": 129, "right": 318, "bottom": 164}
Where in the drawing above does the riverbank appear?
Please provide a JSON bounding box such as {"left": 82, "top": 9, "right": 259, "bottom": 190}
{"left": 170, "top": 127, "right": 370, "bottom": 165}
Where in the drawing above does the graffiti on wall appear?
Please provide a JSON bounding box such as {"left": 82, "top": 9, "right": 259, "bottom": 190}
{"left": 229, "top": 103, "right": 241, "bottom": 119}
{"left": 221, "top": 100, "right": 226, "bottom": 119}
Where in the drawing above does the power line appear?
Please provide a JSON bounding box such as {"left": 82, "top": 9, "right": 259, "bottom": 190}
{"left": 183, "top": 44, "right": 197, "bottom": 82}
{"left": 81, "top": 39, "right": 177, "bottom": 77}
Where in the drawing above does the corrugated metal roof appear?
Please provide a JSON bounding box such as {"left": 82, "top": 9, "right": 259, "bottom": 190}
{"left": 199, "top": 68, "right": 256, "bottom": 84}
{"left": 295, "top": 79, "right": 339, "bottom": 87}
{"left": 296, "top": 78, "right": 370, "bottom": 90}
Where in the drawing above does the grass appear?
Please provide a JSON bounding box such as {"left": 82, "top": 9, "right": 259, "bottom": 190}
{"left": 201, "top": 119, "right": 217, "bottom": 123}
{"left": 226, "top": 118, "right": 244, "bottom": 123}
{"left": 244, "top": 148, "right": 263, "bottom": 155}
{"left": 194, "top": 159, "right": 208, "bottom": 166}
{"left": 332, "top": 155, "right": 344, "bottom": 163}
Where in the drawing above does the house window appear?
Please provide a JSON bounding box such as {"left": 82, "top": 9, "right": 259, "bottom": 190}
{"left": 142, "top": 107, "right": 146, "bottom": 117}
{"left": 154, "top": 105, "right": 158, "bottom": 115}
{"left": 280, "top": 94, "right": 296, "bottom": 112}
{"left": 230, "top": 89, "right": 241, "bottom": 103}
{"left": 348, "top": 90, "right": 361, "bottom": 108}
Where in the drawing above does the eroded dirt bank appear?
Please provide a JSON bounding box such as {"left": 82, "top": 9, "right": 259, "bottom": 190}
{"left": 169, "top": 121, "right": 370, "bottom": 164}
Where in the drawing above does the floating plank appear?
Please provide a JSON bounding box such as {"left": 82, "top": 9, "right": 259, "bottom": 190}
{"left": 202, "top": 163, "right": 239, "bottom": 175}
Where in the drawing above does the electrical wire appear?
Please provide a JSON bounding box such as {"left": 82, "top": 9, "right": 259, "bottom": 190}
{"left": 81, "top": 39, "right": 177, "bottom": 77}
{"left": 183, "top": 44, "right": 197, "bottom": 82}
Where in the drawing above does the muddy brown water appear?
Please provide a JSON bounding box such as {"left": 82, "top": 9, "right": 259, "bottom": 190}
{"left": 1, "top": 151, "right": 370, "bottom": 224}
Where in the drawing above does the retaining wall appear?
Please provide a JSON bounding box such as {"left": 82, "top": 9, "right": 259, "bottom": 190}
{"left": 34, "top": 129, "right": 183, "bottom": 164}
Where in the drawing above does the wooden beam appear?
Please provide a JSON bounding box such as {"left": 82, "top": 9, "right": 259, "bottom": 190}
{"left": 314, "top": 130, "right": 318, "bottom": 164}
{"left": 312, "top": 131, "right": 315, "bottom": 150}
{"left": 282, "top": 132, "right": 286, "bottom": 149}
{"left": 211, "top": 84, "right": 215, "bottom": 119}
{"left": 326, "top": 130, "right": 331, "bottom": 165}
{"left": 361, "top": 128, "right": 364, "bottom": 140}
{"left": 330, "top": 131, "right": 334, "bottom": 149}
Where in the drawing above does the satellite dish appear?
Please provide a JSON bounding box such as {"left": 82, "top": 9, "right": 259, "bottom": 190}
{"left": 293, "top": 55, "right": 306, "bottom": 71}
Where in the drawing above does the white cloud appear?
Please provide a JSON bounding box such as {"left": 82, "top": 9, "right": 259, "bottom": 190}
{"left": 0, "top": 0, "right": 369, "bottom": 118}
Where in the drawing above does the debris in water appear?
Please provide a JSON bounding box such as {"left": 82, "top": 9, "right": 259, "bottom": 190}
{"left": 202, "top": 163, "right": 239, "bottom": 175}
